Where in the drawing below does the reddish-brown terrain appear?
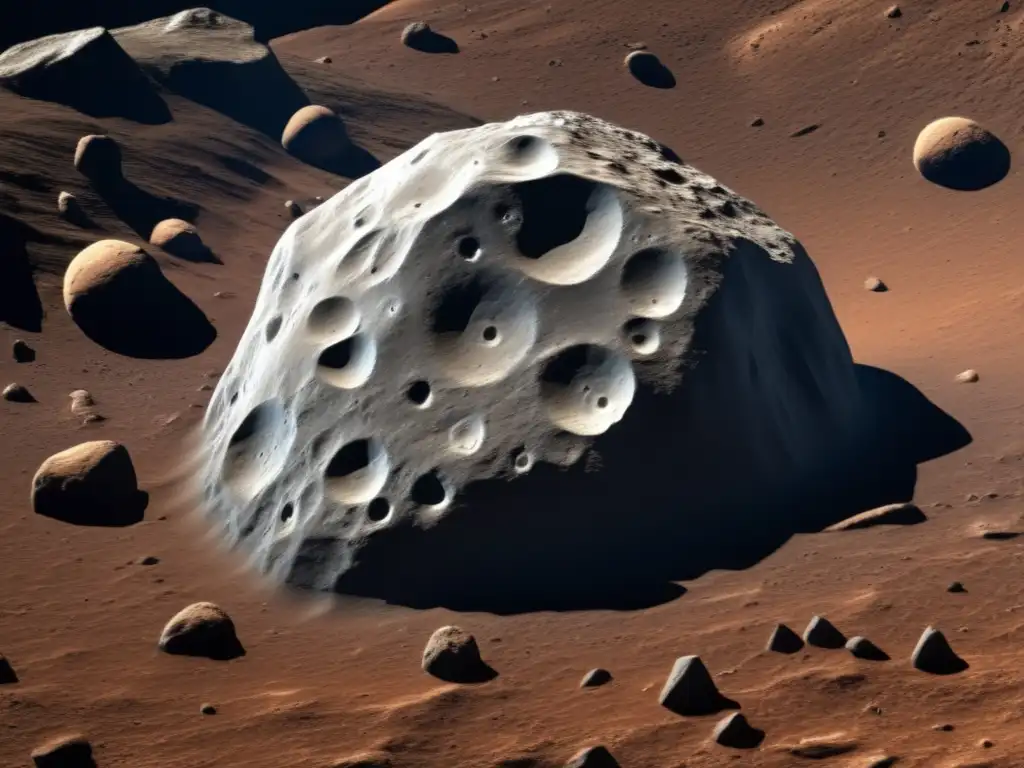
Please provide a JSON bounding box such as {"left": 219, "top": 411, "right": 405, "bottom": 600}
{"left": 1, "top": 1, "right": 1023, "bottom": 765}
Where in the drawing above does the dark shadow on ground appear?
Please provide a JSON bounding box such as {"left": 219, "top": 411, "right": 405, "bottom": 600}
{"left": 0, "top": 212, "right": 47, "bottom": 332}
{"left": 36, "top": 489, "right": 149, "bottom": 527}
{"left": 627, "top": 54, "right": 677, "bottom": 89}
{"left": 405, "top": 29, "right": 460, "bottom": 54}
{"left": 92, "top": 177, "right": 198, "bottom": 243}
{"left": 302, "top": 143, "right": 381, "bottom": 179}
{"left": 334, "top": 364, "right": 970, "bottom": 615}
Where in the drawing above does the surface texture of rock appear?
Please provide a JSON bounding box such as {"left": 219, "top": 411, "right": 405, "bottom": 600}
{"left": 64, "top": 239, "right": 215, "bottom": 358}
{"left": 913, "top": 117, "right": 1010, "bottom": 191}
{"left": 32, "top": 440, "right": 143, "bottom": 526}
{"left": 158, "top": 602, "right": 244, "bottom": 660}
{"left": 195, "top": 111, "right": 868, "bottom": 605}
{"left": 421, "top": 625, "right": 493, "bottom": 683}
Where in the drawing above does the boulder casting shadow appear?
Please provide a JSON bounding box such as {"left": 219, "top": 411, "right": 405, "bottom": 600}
{"left": 333, "top": 364, "right": 969, "bottom": 614}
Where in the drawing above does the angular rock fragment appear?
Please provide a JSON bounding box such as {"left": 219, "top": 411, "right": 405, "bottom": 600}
{"left": 12, "top": 339, "right": 35, "bottom": 362}
{"left": 32, "top": 440, "right": 144, "bottom": 526}
{"left": 565, "top": 746, "right": 619, "bottom": 768}
{"left": 31, "top": 734, "right": 95, "bottom": 768}
{"left": 159, "top": 602, "right": 244, "bottom": 660}
{"left": 712, "top": 712, "right": 765, "bottom": 749}
{"left": 825, "top": 502, "right": 926, "bottom": 531}
{"left": 195, "top": 111, "right": 872, "bottom": 606}
{"left": 803, "top": 615, "right": 846, "bottom": 649}
{"left": 767, "top": 623, "right": 804, "bottom": 654}
{"left": 0, "top": 653, "right": 18, "bottom": 683}
{"left": 864, "top": 276, "right": 887, "bottom": 292}
{"left": 846, "top": 636, "right": 890, "bottom": 661}
{"left": 3, "top": 383, "right": 34, "bottom": 403}
{"left": 911, "top": 626, "right": 967, "bottom": 674}
{"left": 658, "top": 655, "right": 735, "bottom": 716}
{"left": 422, "top": 625, "right": 494, "bottom": 683}
{"left": 0, "top": 27, "right": 168, "bottom": 123}
{"left": 947, "top": 581, "right": 966, "bottom": 593}
{"left": 580, "top": 668, "right": 612, "bottom": 688}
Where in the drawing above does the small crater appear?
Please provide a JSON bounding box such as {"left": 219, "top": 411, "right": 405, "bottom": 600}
{"left": 265, "top": 315, "right": 283, "bottom": 342}
{"left": 306, "top": 296, "right": 359, "bottom": 339}
{"left": 499, "top": 134, "right": 559, "bottom": 175}
{"left": 456, "top": 236, "right": 482, "bottom": 261}
{"left": 222, "top": 399, "right": 294, "bottom": 501}
{"left": 539, "top": 345, "right": 636, "bottom": 436}
{"left": 512, "top": 447, "right": 533, "bottom": 474}
{"left": 407, "top": 380, "right": 432, "bottom": 407}
{"left": 324, "top": 438, "right": 389, "bottom": 504}
{"left": 367, "top": 497, "right": 391, "bottom": 523}
{"left": 280, "top": 503, "right": 294, "bottom": 523}
{"left": 411, "top": 470, "right": 448, "bottom": 508}
{"left": 481, "top": 325, "right": 499, "bottom": 344}
{"left": 316, "top": 334, "right": 376, "bottom": 389}
{"left": 448, "top": 414, "right": 486, "bottom": 456}
{"left": 622, "top": 318, "right": 661, "bottom": 355}
{"left": 621, "top": 248, "right": 687, "bottom": 319}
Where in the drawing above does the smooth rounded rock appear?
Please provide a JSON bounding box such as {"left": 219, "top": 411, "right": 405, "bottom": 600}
{"left": 913, "top": 117, "right": 1010, "bottom": 191}
{"left": 281, "top": 105, "right": 349, "bottom": 166}
{"left": 159, "top": 602, "right": 244, "bottom": 660}
{"left": 73, "top": 134, "right": 122, "bottom": 183}
{"left": 149, "top": 218, "right": 208, "bottom": 261}
{"left": 32, "top": 440, "right": 142, "bottom": 526}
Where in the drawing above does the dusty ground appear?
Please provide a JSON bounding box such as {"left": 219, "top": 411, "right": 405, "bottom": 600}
{"left": 2, "top": 1, "right": 1023, "bottom": 765}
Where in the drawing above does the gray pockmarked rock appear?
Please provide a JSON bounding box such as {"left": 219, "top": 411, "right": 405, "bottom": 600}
{"left": 422, "top": 625, "right": 493, "bottom": 683}
{"left": 195, "top": 111, "right": 869, "bottom": 600}
{"left": 911, "top": 626, "right": 967, "bottom": 674}
{"left": 803, "top": 615, "right": 846, "bottom": 648}
{"left": 565, "top": 745, "right": 620, "bottom": 768}
{"left": 159, "top": 602, "right": 244, "bottom": 660}
{"left": 659, "top": 655, "right": 734, "bottom": 716}
{"left": 712, "top": 712, "right": 765, "bottom": 749}
{"left": 767, "top": 623, "right": 804, "bottom": 654}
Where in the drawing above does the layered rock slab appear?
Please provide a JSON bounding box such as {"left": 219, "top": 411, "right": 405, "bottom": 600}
{"left": 195, "top": 110, "right": 868, "bottom": 605}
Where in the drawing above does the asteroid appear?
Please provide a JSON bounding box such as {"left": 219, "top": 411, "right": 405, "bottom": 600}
{"left": 194, "top": 111, "right": 871, "bottom": 607}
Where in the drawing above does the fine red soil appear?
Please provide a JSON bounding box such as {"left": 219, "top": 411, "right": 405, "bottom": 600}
{"left": 2, "top": 1, "right": 1023, "bottom": 766}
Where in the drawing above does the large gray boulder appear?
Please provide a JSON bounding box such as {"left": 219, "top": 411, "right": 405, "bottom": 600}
{"left": 195, "top": 111, "right": 869, "bottom": 607}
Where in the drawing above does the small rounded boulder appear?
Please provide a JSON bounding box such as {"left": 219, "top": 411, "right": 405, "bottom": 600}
{"left": 73, "top": 134, "right": 122, "bottom": 183}
{"left": 159, "top": 602, "right": 244, "bottom": 660}
{"left": 281, "top": 105, "right": 349, "bottom": 166}
{"left": 913, "top": 117, "right": 1010, "bottom": 191}
{"left": 32, "top": 440, "right": 142, "bottom": 526}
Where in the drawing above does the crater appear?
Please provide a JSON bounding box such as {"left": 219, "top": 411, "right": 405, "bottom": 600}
{"left": 367, "top": 497, "right": 391, "bottom": 523}
{"left": 620, "top": 247, "right": 687, "bottom": 318}
{"left": 622, "top": 318, "right": 661, "bottom": 355}
{"left": 448, "top": 414, "right": 486, "bottom": 456}
{"left": 317, "top": 333, "right": 376, "bottom": 389}
{"left": 221, "top": 399, "right": 295, "bottom": 501}
{"left": 539, "top": 345, "right": 636, "bottom": 436}
{"left": 306, "top": 296, "right": 359, "bottom": 340}
{"left": 324, "top": 438, "right": 389, "bottom": 505}
{"left": 407, "top": 380, "right": 432, "bottom": 407}
{"left": 510, "top": 174, "right": 623, "bottom": 285}
{"left": 498, "top": 134, "right": 559, "bottom": 177}
{"left": 429, "top": 273, "right": 538, "bottom": 386}
{"left": 411, "top": 470, "right": 449, "bottom": 509}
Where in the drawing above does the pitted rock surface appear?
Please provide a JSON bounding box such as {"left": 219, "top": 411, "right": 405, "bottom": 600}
{"left": 196, "top": 110, "right": 866, "bottom": 595}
